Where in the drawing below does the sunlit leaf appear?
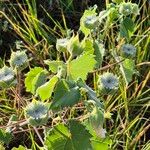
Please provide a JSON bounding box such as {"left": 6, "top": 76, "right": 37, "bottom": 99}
{"left": 93, "top": 41, "right": 105, "bottom": 68}
{"left": 12, "top": 145, "right": 27, "bottom": 150}
{"left": 81, "top": 38, "right": 94, "bottom": 54}
{"left": 31, "top": 70, "right": 47, "bottom": 94}
{"left": 44, "top": 60, "right": 66, "bottom": 73}
{"left": 69, "top": 54, "right": 96, "bottom": 81}
{"left": 36, "top": 75, "right": 59, "bottom": 101}
{"left": 91, "top": 137, "right": 112, "bottom": 150}
{"left": 25, "top": 67, "right": 43, "bottom": 93}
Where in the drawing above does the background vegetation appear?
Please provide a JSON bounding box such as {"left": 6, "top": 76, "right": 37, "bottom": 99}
{"left": 0, "top": 0, "right": 149, "bottom": 149}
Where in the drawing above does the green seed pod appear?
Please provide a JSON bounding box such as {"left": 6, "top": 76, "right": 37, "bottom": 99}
{"left": 25, "top": 100, "right": 49, "bottom": 126}
{"left": 87, "top": 100, "right": 106, "bottom": 138}
{"left": 0, "top": 66, "right": 16, "bottom": 89}
{"left": 121, "top": 44, "right": 136, "bottom": 58}
{"left": 108, "top": 7, "right": 119, "bottom": 22}
{"left": 56, "top": 38, "right": 69, "bottom": 52}
{"left": 67, "top": 34, "right": 83, "bottom": 56}
{"left": 98, "top": 72, "right": 119, "bottom": 95}
{"left": 28, "top": 114, "right": 48, "bottom": 127}
{"left": 99, "top": 10, "right": 108, "bottom": 23}
{"left": 89, "top": 106, "right": 104, "bottom": 130}
{"left": 15, "top": 40, "right": 23, "bottom": 50}
{"left": 119, "top": 2, "right": 133, "bottom": 16}
{"left": 9, "top": 51, "right": 28, "bottom": 71}
{"left": 132, "top": 3, "right": 139, "bottom": 15}
{"left": 84, "top": 15, "right": 98, "bottom": 29}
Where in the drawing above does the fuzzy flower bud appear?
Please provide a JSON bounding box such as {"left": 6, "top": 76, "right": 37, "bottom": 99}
{"left": 0, "top": 66, "right": 16, "bottom": 88}
{"left": 25, "top": 100, "right": 49, "bottom": 126}
{"left": 15, "top": 40, "right": 23, "bottom": 50}
{"left": 56, "top": 38, "right": 69, "bottom": 52}
{"left": 119, "top": 2, "right": 133, "bottom": 16}
{"left": 84, "top": 15, "right": 98, "bottom": 29}
{"left": 121, "top": 44, "right": 136, "bottom": 58}
{"left": 98, "top": 72, "right": 119, "bottom": 94}
{"left": 9, "top": 51, "right": 28, "bottom": 71}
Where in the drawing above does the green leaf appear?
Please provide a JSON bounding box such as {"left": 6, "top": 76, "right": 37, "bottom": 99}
{"left": 69, "top": 54, "right": 96, "bottom": 81}
{"left": 45, "top": 124, "right": 71, "bottom": 150}
{"left": 53, "top": 79, "right": 69, "bottom": 101}
{"left": 77, "top": 79, "right": 103, "bottom": 108}
{"left": 31, "top": 70, "right": 47, "bottom": 94}
{"left": 83, "top": 121, "right": 111, "bottom": 150}
{"left": 36, "top": 75, "right": 59, "bottom": 101}
{"left": 67, "top": 120, "right": 92, "bottom": 150}
{"left": 12, "top": 145, "right": 27, "bottom": 150}
{"left": 45, "top": 120, "right": 92, "bottom": 150}
{"left": 112, "top": 0, "right": 123, "bottom": 4}
{"left": 80, "top": 6, "right": 97, "bottom": 36}
{"left": 120, "top": 17, "right": 135, "bottom": 41}
{"left": 81, "top": 38, "right": 94, "bottom": 54}
{"left": 25, "top": 67, "right": 43, "bottom": 93}
{"left": 107, "top": 7, "right": 119, "bottom": 23}
{"left": 44, "top": 60, "right": 66, "bottom": 73}
{"left": 91, "top": 137, "right": 112, "bottom": 150}
{"left": 119, "top": 59, "right": 135, "bottom": 85}
{"left": 0, "top": 129, "right": 12, "bottom": 144}
{"left": 83, "top": 119, "right": 97, "bottom": 137}
{"left": 51, "top": 80, "right": 81, "bottom": 109}
{"left": 93, "top": 41, "right": 105, "bottom": 69}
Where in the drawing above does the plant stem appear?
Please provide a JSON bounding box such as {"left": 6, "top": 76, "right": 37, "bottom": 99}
{"left": 66, "top": 54, "right": 73, "bottom": 79}
{"left": 106, "top": 0, "right": 109, "bottom": 7}
{"left": 91, "top": 59, "right": 125, "bottom": 73}
{"left": 33, "top": 127, "right": 44, "bottom": 146}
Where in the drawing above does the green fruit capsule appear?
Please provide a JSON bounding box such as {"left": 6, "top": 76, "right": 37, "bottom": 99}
{"left": 9, "top": 50, "right": 28, "bottom": 71}
{"left": 56, "top": 38, "right": 69, "bottom": 52}
{"left": 84, "top": 15, "right": 98, "bottom": 29}
{"left": 132, "top": 3, "right": 139, "bottom": 15}
{"left": 119, "top": 2, "right": 133, "bottom": 16}
{"left": 25, "top": 100, "right": 49, "bottom": 126}
{"left": 87, "top": 100, "right": 106, "bottom": 138}
{"left": 108, "top": 7, "right": 119, "bottom": 22}
{"left": 28, "top": 114, "right": 48, "bottom": 127}
{"left": 89, "top": 106, "right": 104, "bottom": 130}
{"left": 0, "top": 66, "right": 16, "bottom": 89}
{"left": 98, "top": 72, "right": 119, "bottom": 95}
{"left": 67, "top": 34, "right": 83, "bottom": 56}
{"left": 121, "top": 44, "right": 136, "bottom": 58}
